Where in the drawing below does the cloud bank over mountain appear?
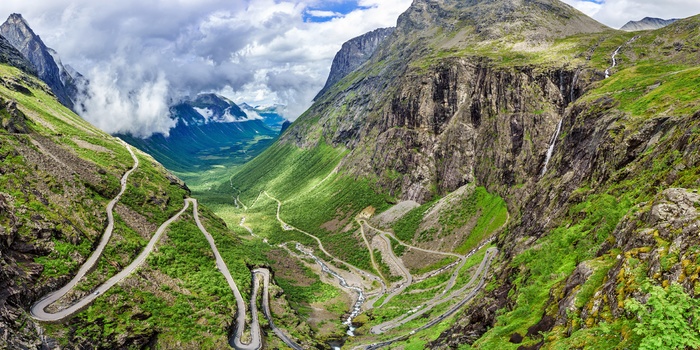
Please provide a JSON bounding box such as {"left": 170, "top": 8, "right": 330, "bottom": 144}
{"left": 1, "top": 0, "right": 699, "bottom": 137}
{"left": 0, "top": 0, "right": 411, "bottom": 136}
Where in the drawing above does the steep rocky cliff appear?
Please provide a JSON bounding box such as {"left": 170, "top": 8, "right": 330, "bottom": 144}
{"left": 314, "top": 27, "right": 394, "bottom": 100}
{"left": 0, "top": 14, "right": 81, "bottom": 109}
{"left": 286, "top": 0, "right": 609, "bottom": 202}
{"left": 0, "top": 34, "right": 34, "bottom": 75}
{"left": 235, "top": 0, "right": 700, "bottom": 348}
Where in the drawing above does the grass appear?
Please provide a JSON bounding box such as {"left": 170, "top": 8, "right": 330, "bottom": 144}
{"left": 391, "top": 187, "right": 507, "bottom": 255}
{"left": 479, "top": 193, "right": 632, "bottom": 345}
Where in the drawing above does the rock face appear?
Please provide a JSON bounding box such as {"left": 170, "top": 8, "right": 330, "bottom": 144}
{"left": 314, "top": 27, "right": 395, "bottom": 100}
{"left": 621, "top": 17, "right": 679, "bottom": 31}
{"left": 0, "top": 34, "right": 35, "bottom": 75}
{"left": 286, "top": 0, "right": 607, "bottom": 202}
{"left": 271, "top": 1, "right": 700, "bottom": 348}
{"left": 0, "top": 14, "right": 82, "bottom": 109}
{"left": 0, "top": 98, "right": 29, "bottom": 133}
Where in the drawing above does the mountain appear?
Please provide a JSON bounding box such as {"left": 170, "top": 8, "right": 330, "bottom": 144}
{"left": 621, "top": 17, "right": 679, "bottom": 31}
{"left": 0, "top": 48, "right": 198, "bottom": 348}
{"left": 5, "top": 0, "right": 700, "bottom": 348}
{"left": 0, "top": 14, "right": 83, "bottom": 109}
{"left": 1, "top": 38, "right": 318, "bottom": 349}
{"left": 0, "top": 34, "right": 34, "bottom": 75}
{"left": 314, "top": 27, "right": 395, "bottom": 100}
{"left": 225, "top": 0, "right": 700, "bottom": 348}
{"left": 239, "top": 102, "right": 288, "bottom": 130}
{"left": 119, "top": 93, "right": 278, "bottom": 173}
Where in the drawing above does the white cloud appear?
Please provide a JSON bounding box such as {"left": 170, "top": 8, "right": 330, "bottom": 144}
{"left": 77, "top": 61, "right": 175, "bottom": 138}
{"left": 0, "top": 0, "right": 411, "bottom": 137}
{"left": 306, "top": 10, "right": 341, "bottom": 18}
{"left": 3, "top": 1, "right": 698, "bottom": 137}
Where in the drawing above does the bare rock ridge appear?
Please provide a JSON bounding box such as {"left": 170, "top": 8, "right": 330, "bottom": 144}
{"left": 285, "top": 0, "right": 610, "bottom": 202}
{"left": 0, "top": 14, "right": 83, "bottom": 110}
{"left": 391, "top": 0, "right": 609, "bottom": 46}
{"left": 0, "top": 34, "right": 34, "bottom": 75}
{"left": 314, "top": 27, "right": 395, "bottom": 100}
{"left": 621, "top": 17, "right": 679, "bottom": 31}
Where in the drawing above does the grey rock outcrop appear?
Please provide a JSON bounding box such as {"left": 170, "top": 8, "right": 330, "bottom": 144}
{"left": 621, "top": 17, "right": 679, "bottom": 31}
{"left": 314, "top": 27, "right": 394, "bottom": 100}
{"left": 0, "top": 14, "right": 82, "bottom": 109}
{"left": 0, "top": 34, "right": 35, "bottom": 75}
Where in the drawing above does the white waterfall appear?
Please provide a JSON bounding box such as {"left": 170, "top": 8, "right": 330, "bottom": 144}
{"left": 541, "top": 118, "right": 563, "bottom": 177}
{"left": 605, "top": 46, "right": 622, "bottom": 78}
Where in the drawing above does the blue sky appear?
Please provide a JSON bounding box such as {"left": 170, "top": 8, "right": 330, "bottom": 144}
{"left": 303, "top": 0, "right": 370, "bottom": 23}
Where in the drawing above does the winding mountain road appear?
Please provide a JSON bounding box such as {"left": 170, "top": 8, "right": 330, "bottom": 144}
{"left": 369, "top": 247, "right": 498, "bottom": 336}
{"left": 359, "top": 221, "right": 387, "bottom": 282}
{"left": 31, "top": 140, "right": 140, "bottom": 322}
{"left": 359, "top": 220, "right": 466, "bottom": 297}
{"left": 31, "top": 141, "right": 299, "bottom": 348}
{"left": 263, "top": 191, "right": 385, "bottom": 292}
{"left": 359, "top": 220, "right": 412, "bottom": 307}
{"left": 252, "top": 268, "right": 303, "bottom": 350}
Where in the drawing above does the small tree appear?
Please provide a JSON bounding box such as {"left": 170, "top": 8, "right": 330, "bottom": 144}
{"left": 625, "top": 282, "right": 700, "bottom": 350}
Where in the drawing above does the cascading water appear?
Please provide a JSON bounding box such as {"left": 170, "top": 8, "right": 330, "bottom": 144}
{"left": 295, "top": 244, "right": 365, "bottom": 337}
{"left": 605, "top": 46, "right": 622, "bottom": 78}
{"left": 541, "top": 118, "right": 563, "bottom": 177}
{"left": 605, "top": 36, "right": 640, "bottom": 79}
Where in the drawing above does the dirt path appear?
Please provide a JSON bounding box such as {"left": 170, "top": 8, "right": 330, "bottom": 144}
{"left": 359, "top": 221, "right": 387, "bottom": 282}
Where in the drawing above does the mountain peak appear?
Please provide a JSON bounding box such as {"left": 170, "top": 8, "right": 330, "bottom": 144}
{"left": 1, "top": 14, "right": 79, "bottom": 109}
{"left": 620, "top": 17, "right": 679, "bottom": 31}
{"left": 315, "top": 27, "right": 395, "bottom": 101}
{"left": 3, "top": 13, "right": 37, "bottom": 40}
{"left": 395, "top": 0, "right": 608, "bottom": 46}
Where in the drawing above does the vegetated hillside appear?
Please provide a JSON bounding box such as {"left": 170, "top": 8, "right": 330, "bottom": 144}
{"left": 228, "top": 0, "right": 700, "bottom": 348}
{"left": 0, "top": 61, "right": 292, "bottom": 349}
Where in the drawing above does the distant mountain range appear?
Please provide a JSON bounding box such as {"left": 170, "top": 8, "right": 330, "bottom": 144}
{"left": 118, "top": 93, "right": 281, "bottom": 172}
{"left": 239, "top": 102, "right": 288, "bottom": 131}
{"left": 0, "top": 14, "right": 290, "bottom": 175}
{"left": 620, "top": 17, "right": 679, "bottom": 31}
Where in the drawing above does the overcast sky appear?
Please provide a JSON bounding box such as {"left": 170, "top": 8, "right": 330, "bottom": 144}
{"left": 0, "top": 0, "right": 698, "bottom": 137}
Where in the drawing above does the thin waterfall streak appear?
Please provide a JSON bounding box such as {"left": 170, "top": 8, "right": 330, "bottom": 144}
{"left": 541, "top": 118, "right": 563, "bottom": 177}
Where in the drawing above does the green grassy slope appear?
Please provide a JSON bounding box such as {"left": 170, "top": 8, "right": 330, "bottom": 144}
{"left": 0, "top": 63, "right": 321, "bottom": 349}
{"left": 208, "top": 15, "right": 700, "bottom": 350}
